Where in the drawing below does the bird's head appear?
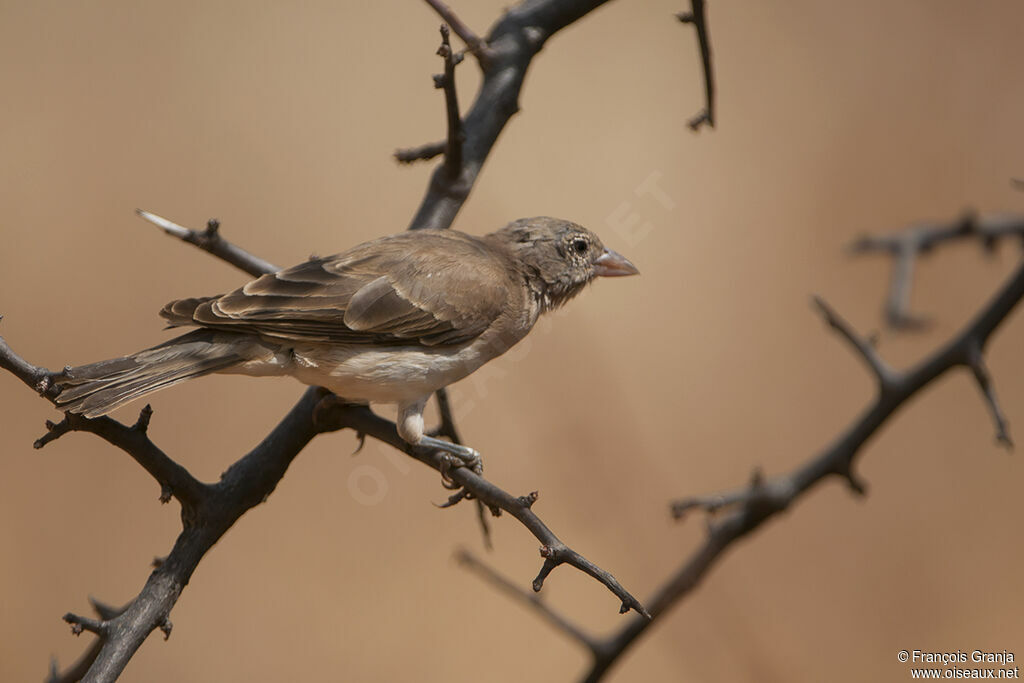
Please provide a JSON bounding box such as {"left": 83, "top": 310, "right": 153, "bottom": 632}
{"left": 491, "top": 217, "right": 639, "bottom": 310}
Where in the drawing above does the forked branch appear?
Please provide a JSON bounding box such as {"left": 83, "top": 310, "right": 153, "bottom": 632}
{"left": 848, "top": 212, "right": 1024, "bottom": 329}
{"left": 458, "top": 213, "right": 1024, "bottom": 682}
{"left": 677, "top": 0, "right": 716, "bottom": 130}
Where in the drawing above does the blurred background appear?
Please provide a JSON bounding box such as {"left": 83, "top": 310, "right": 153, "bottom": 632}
{"left": 2, "top": 1, "right": 1024, "bottom": 681}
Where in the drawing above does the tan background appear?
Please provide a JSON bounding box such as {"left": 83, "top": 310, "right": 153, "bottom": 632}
{"left": 2, "top": 1, "right": 1024, "bottom": 681}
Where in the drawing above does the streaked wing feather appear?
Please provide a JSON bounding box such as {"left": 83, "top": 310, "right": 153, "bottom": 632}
{"left": 160, "top": 231, "right": 513, "bottom": 346}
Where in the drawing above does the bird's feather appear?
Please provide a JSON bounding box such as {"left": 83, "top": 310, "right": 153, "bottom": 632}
{"left": 160, "top": 231, "right": 516, "bottom": 347}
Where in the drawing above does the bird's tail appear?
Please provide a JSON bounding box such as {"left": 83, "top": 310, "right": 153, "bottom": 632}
{"left": 53, "top": 329, "right": 245, "bottom": 418}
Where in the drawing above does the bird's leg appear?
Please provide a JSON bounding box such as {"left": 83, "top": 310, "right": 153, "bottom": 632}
{"left": 398, "top": 398, "right": 482, "bottom": 475}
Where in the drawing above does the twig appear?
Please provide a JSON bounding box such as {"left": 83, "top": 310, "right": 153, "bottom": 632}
{"left": 394, "top": 140, "right": 446, "bottom": 164}
{"left": 677, "top": 0, "right": 715, "bottom": 130}
{"left": 432, "top": 388, "right": 463, "bottom": 444}
{"left": 422, "top": 0, "right": 492, "bottom": 63}
{"left": 314, "top": 397, "right": 649, "bottom": 617}
{"left": 395, "top": 25, "right": 466, "bottom": 178}
{"left": 811, "top": 296, "right": 895, "bottom": 391}
{"left": 455, "top": 549, "right": 602, "bottom": 654}
{"left": 0, "top": 332, "right": 207, "bottom": 508}
{"left": 435, "top": 25, "right": 465, "bottom": 180}
{"left": 848, "top": 212, "right": 1024, "bottom": 329}
{"left": 431, "top": 387, "right": 493, "bottom": 548}
{"left": 47, "top": 600, "right": 128, "bottom": 683}
{"left": 135, "top": 210, "right": 280, "bottom": 277}
{"left": 404, "top": 0, "right": 615, "bottom": 231}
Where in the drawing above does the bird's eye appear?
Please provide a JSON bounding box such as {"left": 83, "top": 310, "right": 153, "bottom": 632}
{"left": 570, "top": 237, "right": 589, "bottom": 255}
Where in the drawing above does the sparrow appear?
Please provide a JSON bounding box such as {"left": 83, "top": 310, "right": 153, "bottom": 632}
{"left": 54, "top": 217, "right": 638, "bottom": 464}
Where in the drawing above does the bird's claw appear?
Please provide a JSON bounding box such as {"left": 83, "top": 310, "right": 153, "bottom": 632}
{"left": 416, "top": 435, "right": 483, "bottom": 488}
{"left": 436, "top": 446, "right": 483, "bottom": 479}
{"left": 437, "top": 449, "right": 483, "bottom": 488}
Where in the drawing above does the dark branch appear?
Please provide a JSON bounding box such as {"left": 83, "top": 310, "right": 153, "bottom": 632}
{"left": 394, "top": 140, "right": 446, "bottom": 164}
{"left": 965, "top": 340, "right": 1013, "bottom": 447}
{"left": 576, "top": 213, "right": 1024, "bottom": 681}
{"left": 47, "top": 600, "right": 127, "bottom": 683}
{"left": 455, "top": 549, "right": 603, "bottom": 654}
{"left": 431, "top": 388, "right": 463, "bottom": 443}
{"left": 811, "top": 296, "right": 895, "bottom": 390}
{"left": 396, "top": 25, "right": 466, "bottom": 172}
{"left": 423, "top": 0, "right": 492, "bottom": 63}
{"left": 0, "top": 329, "right": 207, "bottom": 508}
{"left": 677, "top": 0, "right": 715, "bottom": 130}
{"left": 63, "top": 613, "right": 107, "bottom": 637}
{"left": 31, "top": 408, "right": 208, "bottom": 508}
{"left": 314, "top": 397, "right": 649, "bottom": 617}
{"left": 461, "top": 213, "right": 1024, "bottom": 681}
{"left": 436, "top": 25, "right": 465, "bottom": 179}
{"left": 135, "top": 210, "right": 280, "bottom": 277}
{"left": 405, "top": 0, "right": 615, "bottom": 231}
{"left": 848, "top": 212, "right": 1024, "bottom": 329}
{"left": 430, "top": 387, "right": 494, "bottom": 547}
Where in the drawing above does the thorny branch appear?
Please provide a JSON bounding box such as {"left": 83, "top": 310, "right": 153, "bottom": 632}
{"left": 46, "top": 600, "right": 127, "bottom": 683}
{"left": 848, "top": 212, "right": 1024, "bottom": 329}
{"left": 423, "top": 0, "right": 492, "bottom": 63}
{"left": 436, "top": 25, "right": 465, "bottom": 179}
{"left": 401, "top": 0, "right": 617, "bottom": 231}
{"left": 457, "top": 213, "right": 1024, "bottom": 682}
{"left": 677, "top": 0, "right": 715, "bottom": 130}
{"left": 396, "top": 24, "right": 466, "bottom": 168}
{"left": 135, "top": 210, "right": 278, "bottom": 277}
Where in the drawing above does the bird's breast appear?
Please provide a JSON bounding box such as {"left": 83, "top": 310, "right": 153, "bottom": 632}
{"left": 286, "top": 336, "right": 512, "bottom": 404}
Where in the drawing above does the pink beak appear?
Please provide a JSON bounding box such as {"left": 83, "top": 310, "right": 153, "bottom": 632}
{"left": 594, "top": 248, "right": 639, "bottom": 277}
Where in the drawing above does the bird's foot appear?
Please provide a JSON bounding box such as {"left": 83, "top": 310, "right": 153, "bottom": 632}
{"left": 419, "top": 435, "right": 483, "bottom": 485}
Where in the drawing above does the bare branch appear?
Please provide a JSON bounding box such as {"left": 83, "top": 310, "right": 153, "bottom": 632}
{"left": 422, "top": 0, "right": 492, "bottom": 63}
{"left": 63, "top": 613, "right": 107, "bottom": 637}
{"left": 397, "top": 26, "right": 467, "bottom": 172}
{"left": 0, "top": 320, "right": 61, "bottom": 398}
{"left": 430, "top": 387, "right": 494, "bottom": 547}
{"left": 577, "top": 215, "right": 1024, "bottom": 681}
{"left": 436, "top": 25, "right": 465, "bottom": 179}
{"left": 313, "top": 397, "right": 649, "bottom": 617}
{"left": 48, "top": 641, "right": 103, "bottom": 683}
{"left": 406, "top": 0, "right": 615, "bottom": 231}
{"left": 849, "top": 212, "right": 1024, "bottom": 329}
{"left": 0, "top": 330, "right": 207, "bottom": 508}
{"left": 677, "top": 0, "right": 716, "bottom": 130}
{"left": 965, "top": 340, "right": 1013, "bottom": 447}
{"left": 47, "top": 600, "right": 126, "bottom": 683}
{"left": 811, "top": 295, "right": 895, "bottom": 390}
{"left": 135, "top": 210, "right": 280, "bottom": 277}
{"left": 456, "top": 549, "right": 603, "bottom": 654}
{"left": 394, "top": 140, "right": 446, "bottom": 164}
{"left": 467, "top": 213, "right": 1024, "bottom": 681}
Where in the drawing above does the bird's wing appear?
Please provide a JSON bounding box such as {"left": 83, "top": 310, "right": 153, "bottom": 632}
{"left": 160, "top": 231, "right": 514, "bottom": 347}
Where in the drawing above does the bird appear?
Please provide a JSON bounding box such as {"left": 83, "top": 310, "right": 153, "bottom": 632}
{"left": 53, "top": 217, "right": 638, "bottom": 466}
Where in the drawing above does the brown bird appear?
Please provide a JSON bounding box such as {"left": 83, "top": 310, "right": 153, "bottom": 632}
{"left": 54, "top": 217, "right": 638, "bottom": 464}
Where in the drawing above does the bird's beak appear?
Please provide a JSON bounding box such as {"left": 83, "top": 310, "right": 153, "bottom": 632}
{"left": 593, "top": 248, "right": 639, "bottom": 277}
